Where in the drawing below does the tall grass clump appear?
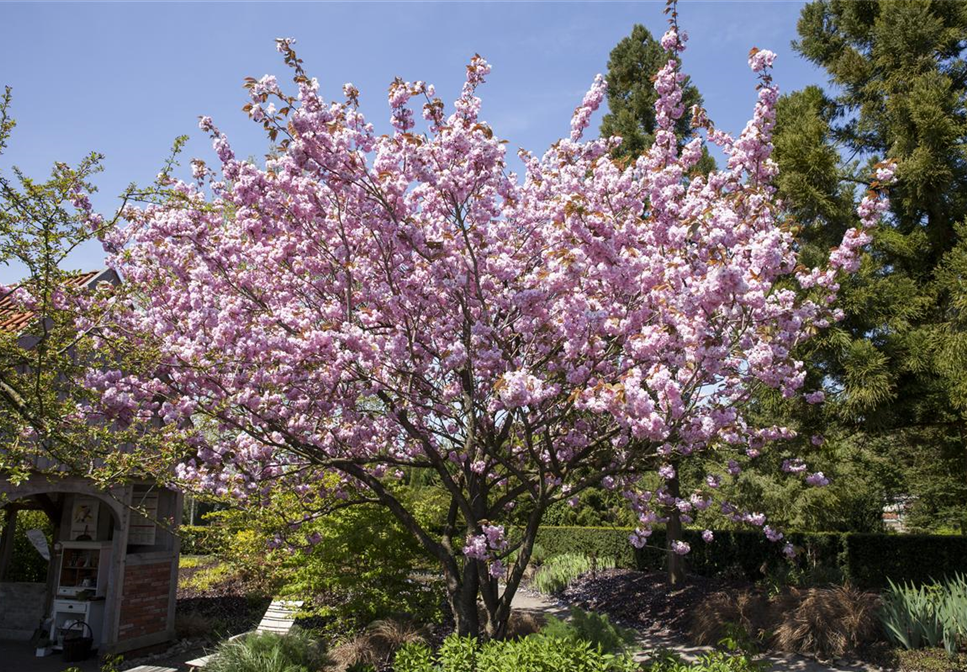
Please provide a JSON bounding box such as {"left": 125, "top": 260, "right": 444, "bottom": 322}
{"left": 531, "top": 553, "right": 615, "bottom": 595}
{"left": 205, "top": 629, "right": 328, "bottom": 672}
{"left": 879, "top": 573, "right": 967, "bottom": 655}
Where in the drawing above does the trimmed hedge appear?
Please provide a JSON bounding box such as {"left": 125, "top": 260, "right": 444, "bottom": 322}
{"left": 535, "top": 526, "right": 967, "bottom": 589}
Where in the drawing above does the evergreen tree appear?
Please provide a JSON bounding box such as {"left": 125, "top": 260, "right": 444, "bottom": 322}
{"left": 600, "top": 24, "right": 715, "bottom": 173}
{"left": 765, "top": 0, "right": 967, "bottom": 532}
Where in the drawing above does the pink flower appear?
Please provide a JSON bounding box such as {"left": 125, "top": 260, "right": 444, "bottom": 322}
{"left": 748, "top": 49, "right": 777, "bottom": 72}
{"left": 782, "top": 458, "right": 807, "bottom": 474}
{"left": 702, "top": 529, "right": 714, "bottom": 543}
{"left": 805, "top": 390, "right": 825, "bottom": 404}
{"left": 806, "top": 472, "right": 830, "bottom": 487}
{"left": 671, "top": 540, "right": 691, "bottom": 556}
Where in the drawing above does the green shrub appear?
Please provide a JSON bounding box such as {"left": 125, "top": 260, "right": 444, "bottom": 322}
{"left": 0, "top": 509, "right": 53, "bottom": 583}
{"left": 536, "top": 527, "right": 967, "bottom": 589}
{"left": 200, "top": 503, "right": 442, "bottom": 631}
{"left": 279, "top": 504, "right": 442, "bottom": 629}
{"left": 205, "top": 629, "right": 328, "bottom": 672}
{"left": 531, "top": 553, "right": 615, "bottom": 595}
{"left": 880, "top": 574, "right": 967, "bottom": 654}
{"left": 180, "top": 524, "right": 221, "bottom": 556}
{"left": 541, "top": 607, "right": 636, "bottom": 655}
{"left": 393, "top": 641, "right": 436, "bottom": 672}
{"left": 394, "top": 633, "right": 638, "bottom": 672}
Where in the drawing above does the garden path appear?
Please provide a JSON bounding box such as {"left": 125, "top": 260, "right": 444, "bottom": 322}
{"left": 509, "top": 588, "right": 884, "bottom": 672}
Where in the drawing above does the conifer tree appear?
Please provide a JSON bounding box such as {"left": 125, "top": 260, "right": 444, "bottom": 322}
{"left": 600, "top": 24, "right": 715, "bottom": 174}
{"left": 767, "top": 0, "right": 967, "bottom": 531}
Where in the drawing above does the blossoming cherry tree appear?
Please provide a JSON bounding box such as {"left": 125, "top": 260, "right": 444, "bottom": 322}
{"left": 89, "top": 19, "right": 893, "bottom": 638}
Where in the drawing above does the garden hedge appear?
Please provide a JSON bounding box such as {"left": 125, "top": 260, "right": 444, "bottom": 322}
{"left": 535, "top": 526, "right": 967, "bottom": 589}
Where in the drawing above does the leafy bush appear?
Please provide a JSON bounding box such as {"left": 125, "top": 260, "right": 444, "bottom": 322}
{"left": 531, "top": 553, "right": 615, "bottom": 595}
{"left": 279, "top": 504, "right": 442, "bottom": 629}
{"left": 200, "top": 503, "right": 442, "bottom": 631}
{"left": 394, "top": 633, "right": 639, "bottom": 672}
{"left": 180, "top": 524, "right": 220, "bottom": 556}
{"left": 541, "top": 607, "right": 636, "bottom": 655}
{"left": 880, "top": 574, "right": 967, "bottom": 654}
{"left": 0, "top": 509, "right": 52, "bottom": 583}
{"left": 205, "top": 630, "right": 328, "bottom": 672}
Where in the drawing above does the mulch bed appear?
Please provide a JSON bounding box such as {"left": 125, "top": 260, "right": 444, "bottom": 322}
{"left": 560, "top": 568, "right": 750, "bottom": 638}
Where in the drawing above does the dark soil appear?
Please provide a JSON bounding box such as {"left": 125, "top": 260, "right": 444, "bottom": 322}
{"left": 560, "top": 568, "right": 749, "bottom": 638}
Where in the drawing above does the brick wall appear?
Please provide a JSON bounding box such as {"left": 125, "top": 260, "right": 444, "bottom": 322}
{"left": 118, "top": 561, "right": 171, "bottom": 641}
{"left": 0, "top": 582, "right": 46, "bottom": 634}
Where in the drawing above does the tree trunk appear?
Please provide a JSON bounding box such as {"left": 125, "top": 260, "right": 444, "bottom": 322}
{"left": 665, "top": 471, "right": 685, "bottom": 586}
{"left": 448, "top": 562, "right": 481, "bottom": 637}
{"left": 441, "top": 515, "right": 540, "bottom": 640}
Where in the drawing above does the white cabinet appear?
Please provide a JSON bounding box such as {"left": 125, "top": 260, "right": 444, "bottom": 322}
{"left": 51, "top": 540, "right": 111, "bottom": 650}
{"left": 51, "top": 598, "right": 105, "bottom": 650}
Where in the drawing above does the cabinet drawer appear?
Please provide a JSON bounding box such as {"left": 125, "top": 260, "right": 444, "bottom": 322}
{"left": 53, "top": 600, "right": 89, "bottom": 614}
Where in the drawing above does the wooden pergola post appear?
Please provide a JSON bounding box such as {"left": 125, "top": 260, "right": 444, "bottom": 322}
{"left": 0, "top": 505, "right": 19, "bottom": 581}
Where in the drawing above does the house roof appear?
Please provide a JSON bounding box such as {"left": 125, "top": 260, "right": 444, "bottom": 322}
{"left": 0, "top": 270, "right": 113, "bottom": 334}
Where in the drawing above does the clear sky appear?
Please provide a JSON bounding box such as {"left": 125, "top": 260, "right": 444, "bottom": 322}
{"left": 0, "top": 1, "right": 822, "bottom": 283}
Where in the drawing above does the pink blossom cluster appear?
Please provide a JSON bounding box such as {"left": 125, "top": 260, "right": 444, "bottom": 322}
{"left": 463, "top": 525, "right": 508, "bottom": 577}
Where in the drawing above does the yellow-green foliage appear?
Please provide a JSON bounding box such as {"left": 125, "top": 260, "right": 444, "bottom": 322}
{"left": 179, "top": 557, "right": 235, "bottom": 593}
{"left": 196, "top": 499, "right": 442, "bottom": 630}
{"left": 0, "top": 510, "right": 52, "bottom": 583}
{"left": 179, "top": 554, "right": 211, "bottom": 569}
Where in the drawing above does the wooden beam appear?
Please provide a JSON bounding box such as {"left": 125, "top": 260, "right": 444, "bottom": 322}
{"left": 34, "top": 493, "right": 62, "bottom": 523}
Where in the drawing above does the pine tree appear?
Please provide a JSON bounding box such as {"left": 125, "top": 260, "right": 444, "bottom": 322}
{"left": 600, "top": 24, "right": 715, "bottom": 173}
{"left": 767, "top": 0, "right": 967, "bottom": 532}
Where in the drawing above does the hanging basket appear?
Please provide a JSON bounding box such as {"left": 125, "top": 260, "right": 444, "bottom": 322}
{"left": 61, "top": 620, "right": 94, "bottom": 662}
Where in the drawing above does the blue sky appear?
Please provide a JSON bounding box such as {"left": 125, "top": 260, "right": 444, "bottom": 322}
{"left": 0, "top": 1, "right": 822, "bottom": 282}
